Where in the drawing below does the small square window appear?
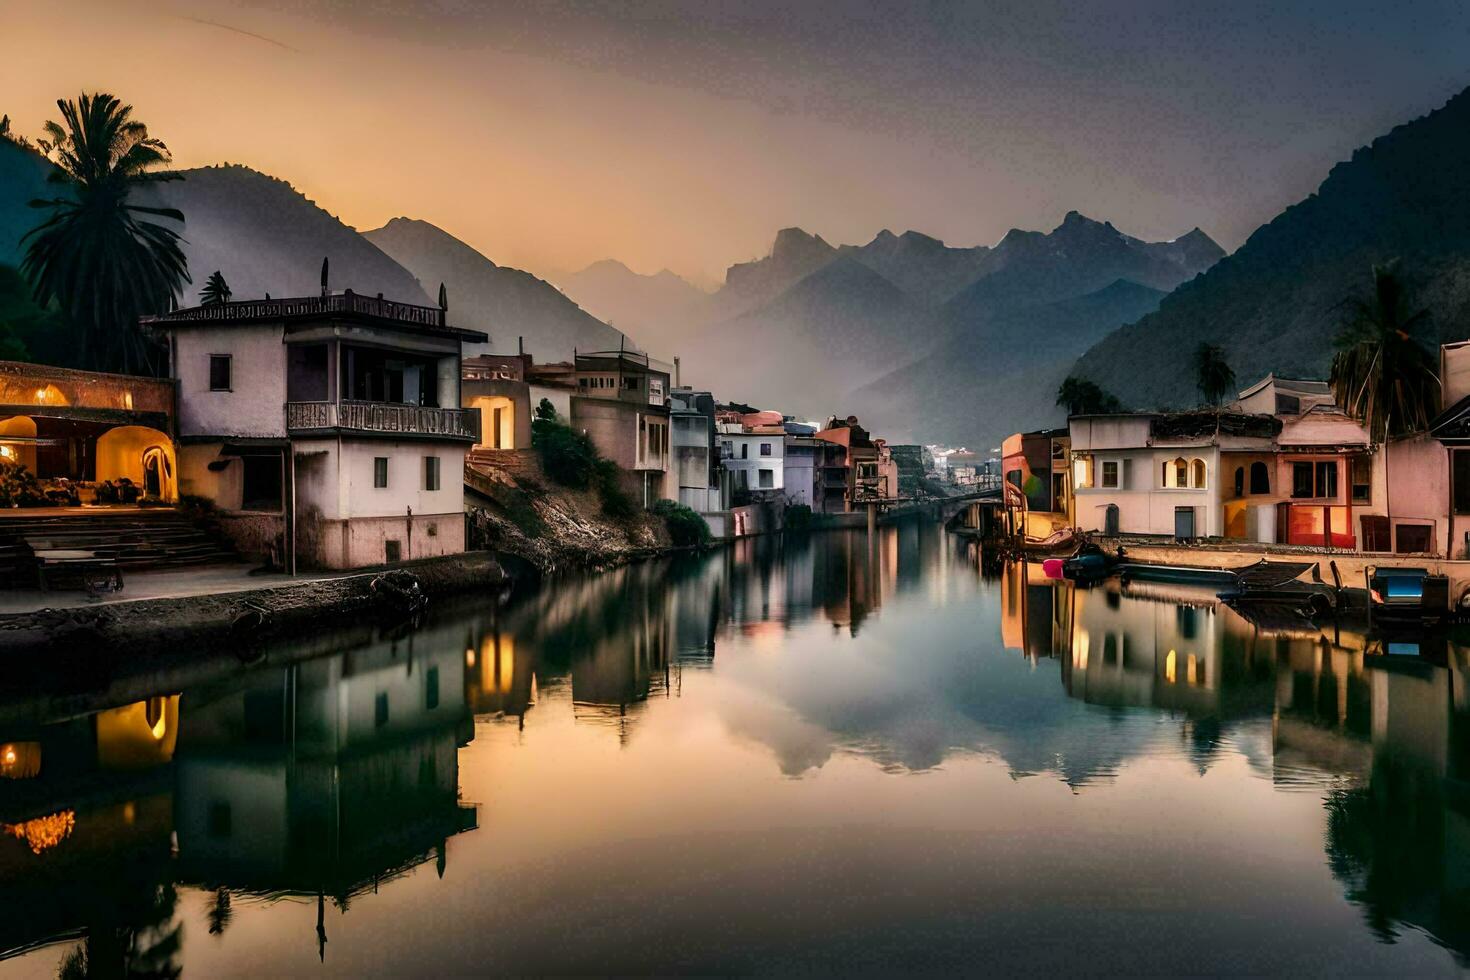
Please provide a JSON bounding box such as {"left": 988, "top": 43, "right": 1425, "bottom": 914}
{"left": 759, "top": 468, "right": 774, "bottom": 488}
{"left": 374, "top": 457, "right": 388, "bottom": 488}
{"left": 1101, "top": 460, "right": 1119, "bottom": 488}
{"left": 759, "top": 442, "right": 772, "bottom": 456}
{"left": 424, "top": 455, "right": 441, "bottom": 491}
{"left": 385, "top": 539, "right": 402, "bottom": 562}
{"left": 208, "top": 354, "right": 231, "bottom": 391}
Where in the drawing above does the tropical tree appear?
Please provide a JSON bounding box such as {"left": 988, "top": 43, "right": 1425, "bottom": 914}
{"left": 1194, "top": 343, "right": 1236, "bottom": 406}
{"left": 1329, "top": 262, "right": 1440, "bottom": 549}
{"left": 200, "top": 270, "right": 231, "bottom": 306}
{"left": 1329, "top": 262, "right": 1440, "bottom": 442}
{"left": 1056, "top": 376, "right": 1123, "bottom": 416}
{"left": 22, "top": 93, "right": 189, "bottom": 375}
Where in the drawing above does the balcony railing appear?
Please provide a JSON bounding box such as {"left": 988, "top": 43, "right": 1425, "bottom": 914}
{"left": 146, "top": 290, "right": 447, "bottom": 329}
{"left": 286, "top": 400, "right": 479, "bottom": 441}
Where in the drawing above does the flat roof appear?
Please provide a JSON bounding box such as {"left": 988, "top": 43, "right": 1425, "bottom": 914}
{"left": 142, "top": 292, "right": 487, "bottom": 344}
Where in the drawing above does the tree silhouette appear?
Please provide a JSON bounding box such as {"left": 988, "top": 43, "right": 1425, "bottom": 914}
{"left": 1329, "top": 262, "right": 1439, "bottom": 443}
{"left": 1056, "top": 376, "right": 1123, "bottom": 416}
{"left": 22, "top": 93, "right": 188, "bottom": 375}
{"left": 200, "top": 271, "right": 231, "bottom": 306}
{"left": 1329, "top": 262, "right": 1440, "bottom": 549}
{"left": 1193, "top": 343, "right": 1236, "bottom": 406}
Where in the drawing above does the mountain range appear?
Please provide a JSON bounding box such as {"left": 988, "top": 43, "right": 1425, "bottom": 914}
{"left": 558, "top": 211, "right": 1224, "bottom": 432}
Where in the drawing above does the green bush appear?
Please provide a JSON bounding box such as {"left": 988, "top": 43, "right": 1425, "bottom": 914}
{"left": 651, "top": 498, "right": 711, "bottom": 547}
{"left": 531, "top": 401, "right": 598, "bottom": 489}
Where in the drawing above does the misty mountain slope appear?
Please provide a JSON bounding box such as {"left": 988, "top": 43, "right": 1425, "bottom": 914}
{"left": 1074, "top": 85, "right": 1470, "bottom": 409}
{"left": 715, "top": 227, "right": 839, "bottom": 318}
{"left": 943, "top": 212, "right": 1222, "bottom": 326}
{"left": 0, "top": 138, "right": 55, "bottom": 268}
{"left": 850, "top": 279, "right": 1168, "bottom": 447}
{"left": 132, "top": 165, "right": 429, "bottom": 305}
{"left": 559, "top": 259, "right": 708, "bottom": 359}
{"left": 838, "top": 230, "right": 993, "bottom": 304}
{"left": 365, "top": 218, "right": 626, "bottom": 360}
{"left": 681, "top": 256, "right": 939, "bottom": 412}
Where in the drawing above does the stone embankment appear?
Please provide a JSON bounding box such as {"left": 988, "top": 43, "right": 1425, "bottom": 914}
{"left": 0, "top": 551, "right": 504, "bottom": 657}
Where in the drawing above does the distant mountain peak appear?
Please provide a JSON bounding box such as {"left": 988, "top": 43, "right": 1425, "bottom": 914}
{"left": 770, "top": 227, "right": 835, "bottom": 264}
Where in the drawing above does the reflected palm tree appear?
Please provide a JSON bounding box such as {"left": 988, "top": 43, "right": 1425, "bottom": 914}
{"left": 56, "top": 882, "right": 181, "bottom": 979}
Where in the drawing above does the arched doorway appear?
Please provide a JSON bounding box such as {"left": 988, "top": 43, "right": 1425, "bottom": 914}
{"left": 142, "top": 445, "right": 172, "bottom": 498}
{"left": 95, "top": 426, "right": 177, "bottom": 501}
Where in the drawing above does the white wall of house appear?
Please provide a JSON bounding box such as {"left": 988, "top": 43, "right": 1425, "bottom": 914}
{"left": 784, "top": 450, "right": 816, "bottom": 506}
{"left": 175, "top": 325, "right": 287, "bottom": 438}
{"left": 720, "top": 432, "right": 784, "bottom": 491}
{"left": 1072, "top": 445, "right": 1222, "bottom": 537}
{"left": 293, "top": 436, "right": 466, "bottom": 568}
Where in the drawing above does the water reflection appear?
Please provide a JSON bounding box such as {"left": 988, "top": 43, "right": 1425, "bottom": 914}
{"left": 3, "top": 522, "right": 1470, "bottom": 972}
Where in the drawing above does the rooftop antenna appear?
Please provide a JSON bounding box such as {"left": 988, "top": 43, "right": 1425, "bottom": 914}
{"left": 320, "top": 256, "right": 329, "bottom": 297}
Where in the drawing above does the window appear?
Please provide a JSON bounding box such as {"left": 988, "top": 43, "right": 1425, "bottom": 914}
{"left": 1353, "top": 455, "right": 1373, "bottom": 504}
{"left": 738, "top": 469, "right": 749, "bottom": 489}
{"left": 1396, "top": 524, "right": 1433, "bottom": 554}
{"left": 759, "top": 468, "right": 774, "bottom": 488}
{"left": 759, "top": 442, "right": 772, "bottom": 456}
{"left": 1275, "top": 393, "right": 1301, "bottom": 415}
{"left": 1317, "top": 461, "right": 1338, "bottom": 498}
{"left": 1233, "top": 466, "right": 1244, "bottom": 497}
{"left": 1453, "top": 451, "right": 1470, "bottom": 514}
{"left": 424, "top": 455, "right": 441, "bottom": 491}
{"left": 1292, "top": 460, "right": 1338, "bottom": 499}
{"left": 1250, "top": 461, "right": 1270, "bottom": 494}
{"left": 374, "top": 456, "right": 388, "bottom": 488}
{"left": 1072, "top": 455, "right": 1093, "bottom": 489}
{"left": 385, "top": 539, "right": 402, "bottom": 562}
{"left": 1292, "top": 462, "right": 1313, "bottom": 498}
{"left": 208, "top": 354, "right": 232, "bottom": 391}
{"left": 1162, "top": 457, "right": 1202, "bottom": 489}
{"left": 1101, "top": 460, "right": 1119, "bottom": 488}
{"left": 240, "top": 455, "right": 282, "bottom": 511}
{"left": 740, "top": 443, "right": 749, "bottom": 459}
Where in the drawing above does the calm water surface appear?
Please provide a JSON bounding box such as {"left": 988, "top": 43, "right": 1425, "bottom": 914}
{"left": 2, "top": 523, "right": 1469, "bottom": 975}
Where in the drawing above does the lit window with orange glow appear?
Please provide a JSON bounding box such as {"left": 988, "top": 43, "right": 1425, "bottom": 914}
{"left": 0, "top": 742, "right": 41, "bottom": 779}
{"left": 1165, "top": 649, "right": 1177, "bottom": 683}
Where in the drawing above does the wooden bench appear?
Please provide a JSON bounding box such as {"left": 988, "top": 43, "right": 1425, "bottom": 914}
{"left": 25, "top": 539, "right": 124, "bottom": 598}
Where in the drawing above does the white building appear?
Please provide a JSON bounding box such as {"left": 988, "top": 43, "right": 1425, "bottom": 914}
{"left": 1068, "top": 411, "right": 1280, "bottom": 538}
{"left": 147, "top": 291, "right": 486, "bottom": 569}
{"left": 717, "top": 412, "right": 786, "bottom": 495}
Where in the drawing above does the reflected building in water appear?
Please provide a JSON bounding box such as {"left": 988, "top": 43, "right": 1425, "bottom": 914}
{"left": 0, "top": 623, "right": 477, "bottom": 968}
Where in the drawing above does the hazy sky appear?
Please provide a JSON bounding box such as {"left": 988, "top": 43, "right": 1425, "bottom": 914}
{"left": 5, "top": 1, "right": 1469, "bottom": 285}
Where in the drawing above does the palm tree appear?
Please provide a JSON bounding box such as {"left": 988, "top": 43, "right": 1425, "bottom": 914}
{"left": 22, "top": 93, "right": 189, "bottom": 375}
{"left": 1194, "top": 343, "right": 1236, "bottom": 406}
{"left": 200, "top": 270, "right": 231, "bottom": 306}
{"left": 1330, "top": 262, "right": 1440, "bottom": 549}
{"left": 1055, "top": 376, "right": 1123, "bottom": 416}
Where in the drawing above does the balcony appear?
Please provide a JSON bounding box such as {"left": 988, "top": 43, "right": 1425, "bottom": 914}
{"left": 286, "top": 401, "right": 479, "bottom": 442}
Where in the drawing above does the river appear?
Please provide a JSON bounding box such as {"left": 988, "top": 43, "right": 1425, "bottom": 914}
{"left": 1, "top": 522, "right": 1467, "bottom": 975}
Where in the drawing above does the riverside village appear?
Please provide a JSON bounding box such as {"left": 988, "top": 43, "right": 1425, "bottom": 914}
{"left": 6, "top": 37, "right": 1470, "bottom": 976}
